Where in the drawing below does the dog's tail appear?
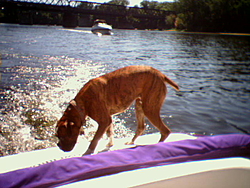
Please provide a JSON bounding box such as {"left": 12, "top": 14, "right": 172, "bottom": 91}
{"left": 164, "top": 76, "right": 180, "bottom": 91}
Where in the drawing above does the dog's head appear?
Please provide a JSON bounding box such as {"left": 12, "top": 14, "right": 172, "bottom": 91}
{"left": 56, "top": 101, "right": 85, "bottom": 152}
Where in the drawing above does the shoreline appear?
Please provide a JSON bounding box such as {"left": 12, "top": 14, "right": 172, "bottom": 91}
{"left": 165, "top": 29, "right": 250, "bottom": 36}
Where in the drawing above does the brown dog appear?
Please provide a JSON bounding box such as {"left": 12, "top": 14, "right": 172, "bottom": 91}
{"left": 56, "top": 65, "right": 179, "bottom": 155}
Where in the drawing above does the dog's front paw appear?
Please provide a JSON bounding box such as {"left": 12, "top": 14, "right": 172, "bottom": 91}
{"left": 82, "top": 148, "right": 94, "bottom": 156}
{"left": 125, "top": 141, "right": 135, "bottom": 145}
{"left": 99, "top": 147, "right": 111, "bottom": 153}
{"left": 106, "top": 142, "right": 114, "bottom": 148}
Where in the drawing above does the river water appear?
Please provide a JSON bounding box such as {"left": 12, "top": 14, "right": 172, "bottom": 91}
{"left": 0, "top": 24, "right": 249, "bottom": 156}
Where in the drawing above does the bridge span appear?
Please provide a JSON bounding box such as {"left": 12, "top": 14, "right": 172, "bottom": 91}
{"left": 0, "top": 0, "right": 175, "bottom": 29}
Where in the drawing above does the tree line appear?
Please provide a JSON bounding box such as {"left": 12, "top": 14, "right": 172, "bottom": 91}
{"left": 172, "top": 0, "right": 250, "bottom": 33}
{"left": 0, "top": 0, "right": 249, "bottom": 32}
{"left": 106, "top": 0, "right": 250, "bottom": 33}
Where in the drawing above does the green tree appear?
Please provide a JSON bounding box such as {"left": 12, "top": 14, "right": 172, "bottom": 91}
{"left": 173, "top": 0, "right": 250, "bottom": 32}
{"left": 108, "top": 0, "right": 130, "bottom": 6}
{"left": 140, "top": 0, "right": 159, "bottom": 9}
{"left": 156, "top": 2, "right": 174, "bottom": 11}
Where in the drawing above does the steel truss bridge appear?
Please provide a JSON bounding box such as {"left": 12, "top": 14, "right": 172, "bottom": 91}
{"left": 0, "top": 0, "right": 175, "bottom": 28}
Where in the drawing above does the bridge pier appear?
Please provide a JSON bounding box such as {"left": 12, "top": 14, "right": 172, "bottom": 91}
{"left": 63, "top": 12, "right": 78, "bottom": 28}
{"left": 78, "top": 14, "right": 92, "bottom": 27}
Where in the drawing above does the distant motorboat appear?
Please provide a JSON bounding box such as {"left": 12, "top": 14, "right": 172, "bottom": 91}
{"left": 91, "top": 19, "right": 113, "bottom": 36}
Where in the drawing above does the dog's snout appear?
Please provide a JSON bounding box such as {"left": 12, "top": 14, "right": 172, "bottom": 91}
{"left": 57, "top": 141, "right": 74, "bottom": 152}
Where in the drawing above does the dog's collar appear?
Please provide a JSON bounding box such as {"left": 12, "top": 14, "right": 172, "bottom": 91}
{"left": 69, "top": 100, "right": 85, "bottom": 125}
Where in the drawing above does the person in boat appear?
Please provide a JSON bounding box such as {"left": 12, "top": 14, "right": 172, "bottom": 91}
{"left": 93, "top": 19, "right": 107, "bottom": 25}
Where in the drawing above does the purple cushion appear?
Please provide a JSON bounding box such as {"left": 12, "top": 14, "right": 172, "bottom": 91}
{"left": 0, "top": 134, "right": 249, "bottom": 188}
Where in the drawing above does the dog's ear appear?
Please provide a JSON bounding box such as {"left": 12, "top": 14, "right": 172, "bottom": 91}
{"left": 67, "top": 101, "right": 78, "bottom": 116}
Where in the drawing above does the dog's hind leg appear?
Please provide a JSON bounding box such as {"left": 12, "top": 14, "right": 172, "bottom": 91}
{"left": 142, "top": 93, "right": 171, "bottom": 143}
{"left": 145, "top": 111, "right": 171, "bottom": 142}
{"left": 126, "top": 98, "right": 146, "bottom": 145}
{"left": 144, "top": 106, "right": 171, "bottom": 142}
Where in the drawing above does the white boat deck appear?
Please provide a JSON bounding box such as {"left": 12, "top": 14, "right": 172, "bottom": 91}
{"left": 0, "top": 133, "right": 195, "bottom": 173}
{"left": 1, "top": 133, "right": 249, "bottom": 188}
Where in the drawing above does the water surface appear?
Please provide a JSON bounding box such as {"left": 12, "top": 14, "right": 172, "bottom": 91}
{"left": 0, "top": 24, "right": 249, "bottom": 156}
